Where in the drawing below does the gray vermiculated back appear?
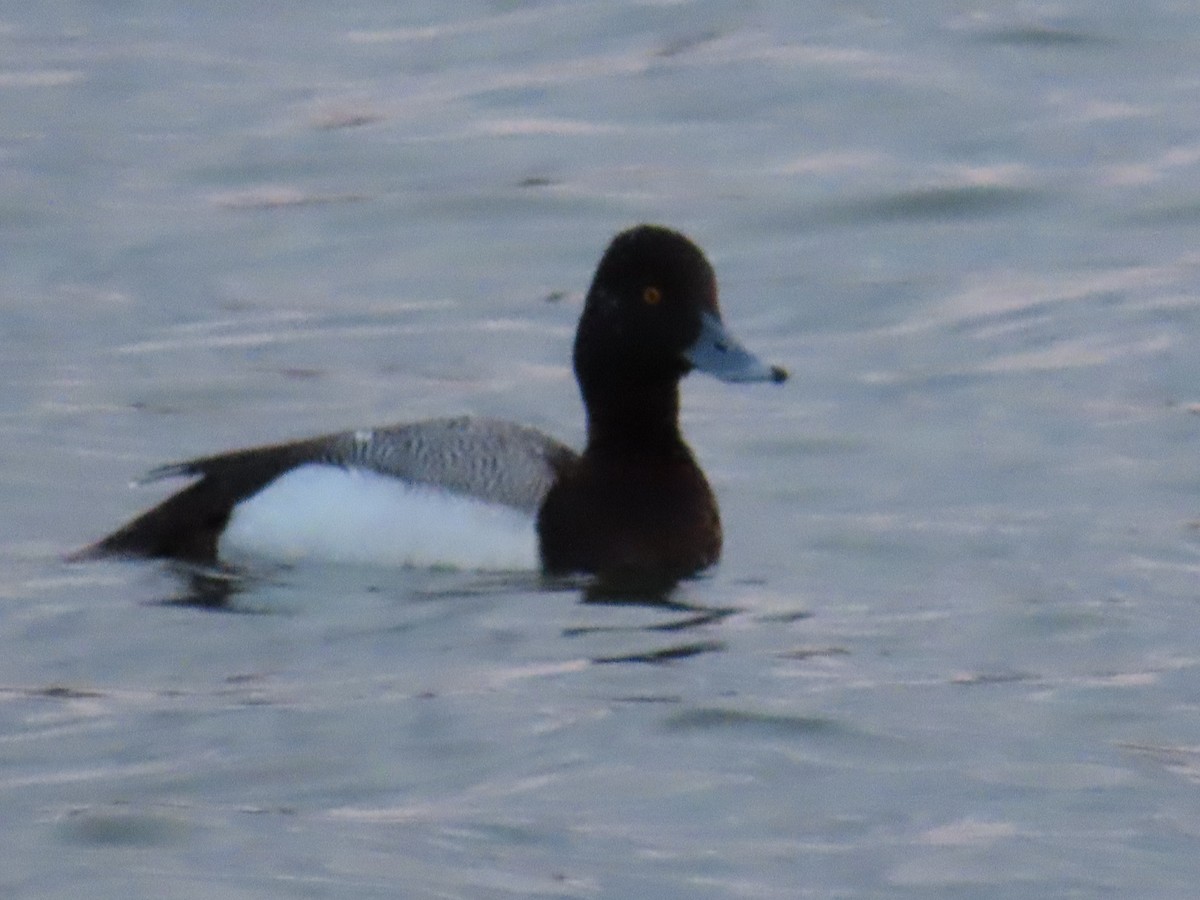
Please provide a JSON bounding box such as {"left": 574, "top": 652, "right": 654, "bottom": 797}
{"left": 320, "top": 416, "right": 577, "bottom": 513}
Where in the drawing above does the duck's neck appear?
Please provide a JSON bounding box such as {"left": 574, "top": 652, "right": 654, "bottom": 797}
{"left": 581, "top": 377, "right": 685, "bottom": 454}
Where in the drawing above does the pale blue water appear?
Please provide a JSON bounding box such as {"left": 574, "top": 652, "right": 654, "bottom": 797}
{"left": 4, "top": 2, "right": 1200, "bottom": 897}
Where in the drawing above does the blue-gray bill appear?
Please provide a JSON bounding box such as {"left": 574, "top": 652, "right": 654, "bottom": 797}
{"left": 684, "top": 311, "right": 788, "bottom": 384}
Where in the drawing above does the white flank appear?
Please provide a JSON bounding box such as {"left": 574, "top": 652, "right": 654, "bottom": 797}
{"left": 218, "top": 465, "right": 539, "bottom": 571}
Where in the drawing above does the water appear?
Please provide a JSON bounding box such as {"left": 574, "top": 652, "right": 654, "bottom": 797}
{"left": 4, "top": 2, "right": 1200, "bottom": 896}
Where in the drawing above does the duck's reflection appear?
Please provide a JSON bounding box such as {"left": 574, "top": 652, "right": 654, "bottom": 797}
{"left": 149, "top": 563, "right": 737, "bottom": 666}
{"left": 591, "top": 639, "right": 726, "bottom": 665}
{"left": 153, "top": 563, "right": 257, "bottom": 612}
{"left": 567, "top": 573, "right": 736, "bottom": 664}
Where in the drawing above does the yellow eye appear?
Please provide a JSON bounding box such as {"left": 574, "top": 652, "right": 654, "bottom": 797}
{"left": 642, "top": 286, "right": 662, "bottom": 305}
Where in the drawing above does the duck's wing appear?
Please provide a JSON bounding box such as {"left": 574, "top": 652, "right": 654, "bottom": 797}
{"left": 70, "top": 416, "right": 578, "bottom": 563}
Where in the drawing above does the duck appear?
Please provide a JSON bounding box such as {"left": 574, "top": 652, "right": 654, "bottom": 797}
{"left": 72, "top": 225, "right": 787, "bottom": 582}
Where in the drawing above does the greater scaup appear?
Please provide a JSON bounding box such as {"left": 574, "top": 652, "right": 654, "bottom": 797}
{"left": 72, "top": 225, "right": 787, "bottom": 581}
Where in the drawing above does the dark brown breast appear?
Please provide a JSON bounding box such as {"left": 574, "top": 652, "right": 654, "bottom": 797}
{"left": 535, "top": 444, "right": 722, "bottom": 581}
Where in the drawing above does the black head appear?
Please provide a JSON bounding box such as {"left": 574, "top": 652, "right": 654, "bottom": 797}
{"left": 574, "top": 225, "right": 787, "bottom": 403}
{"left": 574, "top": 225, "right": 719, "bottom": 392}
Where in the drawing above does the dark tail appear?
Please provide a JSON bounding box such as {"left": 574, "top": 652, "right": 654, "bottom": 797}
{"left": 69, "top": 441, "right": 320, "bottom": 563}
{"left": 69, "top": 477, "right": 241, "bottom": 563}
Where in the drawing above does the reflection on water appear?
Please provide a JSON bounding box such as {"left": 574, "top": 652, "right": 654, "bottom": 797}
{"left": 155, "top": 564, "right": 260, "bottom": 612}
{"left": 153, "top": 557, "right": 740, "bottom": 664}
{"left": 593, "top": 639, "right": 726, "bottom": 665}
{"left": 564, "top": 602, "right": 737, "bottom": 635}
